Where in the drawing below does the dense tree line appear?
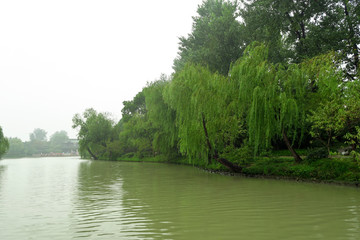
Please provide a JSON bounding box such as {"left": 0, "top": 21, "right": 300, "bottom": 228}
{"left": 4, "top": 129, "right": 78, "bottom": 158}
{"left": 73, "top": 0, "right": 360, "bottom": 172}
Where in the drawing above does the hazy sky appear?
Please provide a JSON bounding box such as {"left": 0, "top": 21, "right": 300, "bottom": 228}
{"left": 0, "top": 0, "right": 204, "bottom": 141}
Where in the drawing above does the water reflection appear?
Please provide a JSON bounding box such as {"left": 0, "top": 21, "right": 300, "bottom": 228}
{"left": 114, "top": 163, "right": 360, "bottom": 240}
{"left": 72, "top": 160, "right": 158, "bottom": 239}
{"left": 345, "top": 198, "right": 360, "bottom": 240}
{"left": 0, "top": 163, "right": 7, "bottom": 193}
{"left": 0, "top": 157, "right": 83, "bottom": 240}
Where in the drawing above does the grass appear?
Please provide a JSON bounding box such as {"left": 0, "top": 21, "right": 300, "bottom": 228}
{"left": 242, "top": 157, "right": 360, "bottom": 184}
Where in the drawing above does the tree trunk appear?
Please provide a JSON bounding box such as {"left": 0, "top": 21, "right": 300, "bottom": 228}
{"left": 201, "top": 113, "right": 242, "bottom": 172}
{"left": 87, "top": 146, "right": 98, "bottom": 160}
{"left": 214, "top": 153, "right": 243, "bottom": 173}
{"left": 282, "top": 130, "right": 302, "bottom": 163}
{"left": 343, "top": 0, "right": 359, "bottom": 74}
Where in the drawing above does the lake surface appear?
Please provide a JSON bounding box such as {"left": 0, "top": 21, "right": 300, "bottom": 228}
{"left": 0, "top": 157, "right": 359, "bottom": 239}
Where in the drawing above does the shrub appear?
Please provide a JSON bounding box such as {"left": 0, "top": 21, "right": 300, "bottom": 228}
{"left": 220, "top": 145, "right": 253, "bottom": 165}
{"left": 289, "top": 165, "right": 316, "bottom": 178}
{"left": 312, "top": 158, "right": 352, "bottom": 180}
{"left": 306, "top": 148, "right": 328, "bottom": 162}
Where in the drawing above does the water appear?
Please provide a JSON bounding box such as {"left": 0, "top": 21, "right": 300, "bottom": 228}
{"left": 0, "top": 157, "right": 359, "bottom": 239}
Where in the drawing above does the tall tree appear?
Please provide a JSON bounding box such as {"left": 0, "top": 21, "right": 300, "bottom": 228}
{"left": 174, "top": 0, "right": 243, "bottom": 75}
{"left": 30, "top": 128, "right": 47, "bottom": 142}
{"left": 49, "top": 131, "right": 70, "bottom": 153}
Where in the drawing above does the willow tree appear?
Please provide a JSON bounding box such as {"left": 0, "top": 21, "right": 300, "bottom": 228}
{"left": 164, "top": 64, "right": 242, "bottom": 171}
{"left": 230, "top": 43, "right": 342, "bottom": 162}
{"left": 143, "top": 75, "right": 179, "bottom": 157}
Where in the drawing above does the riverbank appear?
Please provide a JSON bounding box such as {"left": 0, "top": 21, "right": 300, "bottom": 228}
{"left": 115, "top": 155, "right": 360, "bottom": 187}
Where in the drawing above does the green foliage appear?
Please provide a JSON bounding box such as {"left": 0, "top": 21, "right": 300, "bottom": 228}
{"left": 0, "top": 127, "right": 9, "bottom": 158}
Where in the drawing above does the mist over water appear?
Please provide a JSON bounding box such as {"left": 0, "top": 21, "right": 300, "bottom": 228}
{"left": 0, "top": 157, "right": 359, "bottom": 239}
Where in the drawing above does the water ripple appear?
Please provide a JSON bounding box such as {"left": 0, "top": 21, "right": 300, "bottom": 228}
{"left": 0, "top": 158, "right": 360, "bottom": 239}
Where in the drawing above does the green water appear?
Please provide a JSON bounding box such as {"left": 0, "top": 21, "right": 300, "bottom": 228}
{"left": 0, "top": 157, "right": 359, "bottom": 239}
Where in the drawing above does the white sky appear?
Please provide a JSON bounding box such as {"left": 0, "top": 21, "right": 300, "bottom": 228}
{"left": 0, "top": 0, "right": 203, "bottom": 141}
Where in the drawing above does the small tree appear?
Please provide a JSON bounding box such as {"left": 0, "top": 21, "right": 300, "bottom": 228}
{"left": 72, "top": 108, "right": 114, "bottom": 160}
{"left": 0, "top": 127, "right": 9, "bottom": 159}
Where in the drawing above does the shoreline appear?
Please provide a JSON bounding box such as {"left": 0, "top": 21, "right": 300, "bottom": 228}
{"left": 113, "top": 156, "right": 360, "bottom": 188}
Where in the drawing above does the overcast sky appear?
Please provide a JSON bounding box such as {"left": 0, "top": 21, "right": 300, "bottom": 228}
{"left": 0, "top": 0, "right": 204, "bottom": 141}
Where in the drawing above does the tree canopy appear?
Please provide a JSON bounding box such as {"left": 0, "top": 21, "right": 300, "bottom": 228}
{"left": 174, "top": 0, "right": 243, "bottom": 75}
{"left": 240, "top": 0, "right": 359, "bottom": 77}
